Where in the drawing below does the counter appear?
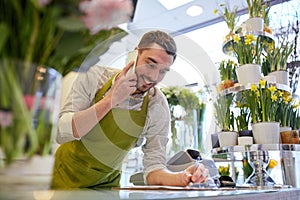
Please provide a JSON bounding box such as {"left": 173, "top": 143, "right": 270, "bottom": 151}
{"left": 1, "top": 174, "right": 300, "bottom": 200}
{"left": 1, "top": 145, "right": 300, "bottom": 199}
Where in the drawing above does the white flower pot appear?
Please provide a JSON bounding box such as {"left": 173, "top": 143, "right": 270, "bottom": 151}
{"left": 252, "top": 122, "right": 280, "bottom": 144}
{"left": 243, "top": 17, "right": 264, "bottom": 33}
{"left": 238, "top": 136, "right": 253, "bottom": 145}
{"left": 218, "top": 131, "right": 238, "bottom": 147}
{"left": 236, "top": 64, "right": 262, "bottom": 86}
{"left": 269, "top": 70, "right": 289, "bottom": 85}
{"left": 262, "top": 75, "right": 276, "bottom": 83}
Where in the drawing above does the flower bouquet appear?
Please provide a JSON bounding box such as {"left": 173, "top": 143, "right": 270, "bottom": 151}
{"left": 0, "top": 0, "right": 133, "bottom": 165}
{"left": 0, "top": 0, "right": 132, "bottom": 75}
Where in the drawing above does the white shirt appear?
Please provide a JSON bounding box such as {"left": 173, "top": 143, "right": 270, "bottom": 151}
{"left": 57, "top": 65, "right": 171, "bottom": 182}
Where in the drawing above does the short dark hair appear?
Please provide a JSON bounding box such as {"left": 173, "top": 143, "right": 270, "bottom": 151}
{"left": 138, "top": 30, "right": 177, "bottom": 62}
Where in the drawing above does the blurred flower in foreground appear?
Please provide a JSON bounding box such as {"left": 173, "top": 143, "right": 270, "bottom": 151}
{"left": 79, "top": 0, "right": 134, "bottom": 34}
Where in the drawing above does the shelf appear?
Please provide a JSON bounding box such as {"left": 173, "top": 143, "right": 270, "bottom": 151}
{"left": 211, "top": 144, "right": 300, "bottom": 155}
{"left": 222, "top": 31, "right": 274, "bottom": 55}
{"left": 219, "top": 82, "right": 292, "bottom": 96}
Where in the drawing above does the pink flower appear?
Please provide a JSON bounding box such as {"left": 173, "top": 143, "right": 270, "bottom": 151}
{"left": 37, "top": 0, "right": 52, "bottom": 8}
{"left": 79, "top": 0, "right": 134, "bottom": 34}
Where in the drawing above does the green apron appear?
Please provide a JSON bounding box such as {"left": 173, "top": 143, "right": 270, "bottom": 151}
{"left": 51, "top": 74, "right": 148, "bottom": 189}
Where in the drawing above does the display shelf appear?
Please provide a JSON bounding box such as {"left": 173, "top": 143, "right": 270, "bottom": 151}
{"left": 222, "top": 31, "right": 274, "bottom": 55}
{"left": 219, "top": 82, "right": 292, "bottom": 96}
{"left": 211, "top": 144, "right": 300, "bottom": 155}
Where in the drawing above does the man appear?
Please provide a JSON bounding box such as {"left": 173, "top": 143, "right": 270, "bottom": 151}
{"left": 51, "top": 30, "right": 209, "bottom": 189}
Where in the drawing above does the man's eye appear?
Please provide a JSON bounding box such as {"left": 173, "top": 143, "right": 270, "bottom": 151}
{"left": 160, "top": 70, "right": 167, "bottom": 75}
{"left": 148, "top": 63, "right": 155, "bottom": 68}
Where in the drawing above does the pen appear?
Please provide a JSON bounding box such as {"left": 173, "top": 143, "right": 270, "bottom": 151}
{"left": 193, "top": 156, "right": 201, "bottom": 174}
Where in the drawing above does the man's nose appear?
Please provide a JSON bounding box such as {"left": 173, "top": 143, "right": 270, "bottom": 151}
{"left": 147, "top": 70, "right": 159, "bottom": 83}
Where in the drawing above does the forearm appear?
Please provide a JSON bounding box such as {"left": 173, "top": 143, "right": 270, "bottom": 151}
{"left": 146, "top": 168, "right": 192, "bottom": 187}
{"left": 72, "top": 95, "right": 113, "bottom": 138}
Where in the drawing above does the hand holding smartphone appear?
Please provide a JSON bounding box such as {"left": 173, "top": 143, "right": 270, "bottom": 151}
{"left": 125, "top": 50, "right": 138, "bottom": 77}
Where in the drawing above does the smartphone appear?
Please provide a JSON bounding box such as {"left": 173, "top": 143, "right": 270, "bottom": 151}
{"left": 125, "top": 50, "right": 138, "bottom": 77}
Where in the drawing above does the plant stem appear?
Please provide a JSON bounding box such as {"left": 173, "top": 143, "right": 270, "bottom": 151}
{"left": 25, "top": 9, "right": 39, "bottom": 70}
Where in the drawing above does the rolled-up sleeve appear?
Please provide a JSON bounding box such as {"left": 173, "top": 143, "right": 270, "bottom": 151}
{"left": 142, "top": 89, "right": 170, "bottom": 183}
{"left": 56, "top": 66, "right": 119, "bottom": 144}
{"left": 56, "top": 112, "right": 75, "bottom": 143}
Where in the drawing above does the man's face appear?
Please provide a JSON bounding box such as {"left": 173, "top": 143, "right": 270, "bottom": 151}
{"left": 134, "top": 43, "right": 174, "bottom": 93}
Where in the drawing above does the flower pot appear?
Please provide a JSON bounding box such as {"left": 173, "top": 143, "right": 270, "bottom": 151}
{"left": 236, "top": 64, "right": 262, "bottom": 86}
{"left": 238, "top": 136, "right": 253, "bottom": 145}
{"left": 218, "top": 131, "right": 238, "bottom": 147}
{"left": 262, "top": 75, "right": 276, "bottom": 83}
{"left": 269, "top": 70, "right": 289, "bottom": 85}
{"left": 251, "top": 122, "right": 280, "bottom": 144}
{"left": 280, "top": 130, "right": 299, "bottom": 144}
{"left": 279, "top": 127, "right": 292, "bottom": 143}
{"left": 243, "top": 17, "right": 264, "bottom": 33}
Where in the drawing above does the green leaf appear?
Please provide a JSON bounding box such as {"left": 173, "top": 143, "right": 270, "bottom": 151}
{"left": 0, "top": 23, "right": 9, "bottom": 54}
{"left": 56, "top": 16, "right": 86, "bottom": 31}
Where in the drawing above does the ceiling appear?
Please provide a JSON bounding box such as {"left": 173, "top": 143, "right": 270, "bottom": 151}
{"left": 127, "top": 0, "right": 289, "bottom": 35}
{"left": 96, "top": 0, "right": 293, "bottom": 88}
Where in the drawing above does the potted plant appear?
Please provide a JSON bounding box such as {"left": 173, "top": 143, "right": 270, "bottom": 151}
{"left": 275, "top": 92, "right": 295, "bottom": 129}
{"left": 235, "top": 100, "right": 252, "bottom": 137}
{"left": 243, "top": 80, "right": 282, "bottom": 144}
{"left": 264, "top": 40, "right": 294, "bottom": 85}
{"left": 262, "top": 3, "right": 272, "bottom": 34}
{"left": 246, "top": 0, "right": 264, "bottom": 18}
{"left": 217, "top": 59, "right": 238, "bottom": 91}
{"left": 231, "top": 34, "right": 265, "bottom": 85}
{"left": 244, "top": 0, "right": 265, "bottom": 33}
{"left": 213, "top": 4, "right": 239, "bottom": 40}
{"left": 161, "top": 87, "right": 206, "bottom": 154}
{"left": 214, "top": 93, "right": 237, "bottom": 147}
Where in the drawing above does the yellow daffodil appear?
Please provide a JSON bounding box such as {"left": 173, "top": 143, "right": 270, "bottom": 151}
{"left": 245, "top": 38, "right": 252, "bottom": 45}
{"left": 268, "top": 85, "right": 277, "bottom": 93}
{"left": 245, "top": 34, "right": 255, "bottom": 41}
{"left": 256, "top": 91, "right": 260, "bottom": 97}
{"left": 250, "top": 84, "right": 258, "bottom": 91}
{"left": 259, "top": 79, "right": 267, "bottom": 87}
{"left": 283, "top": 96, "right": 289, "bottom": 104}
{"left": 271, "top": 94, "right": 278, "bottom": 102}
{"left": 294, "top": 101, "right": 300, "bottom": 108}
{"left": 233, "top": 35, "right": 240, "bottom": 43}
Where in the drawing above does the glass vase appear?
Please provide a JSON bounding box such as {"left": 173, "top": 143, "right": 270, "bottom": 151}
{"left": 0, "top": 60, "right": 62, "bottom": 165}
